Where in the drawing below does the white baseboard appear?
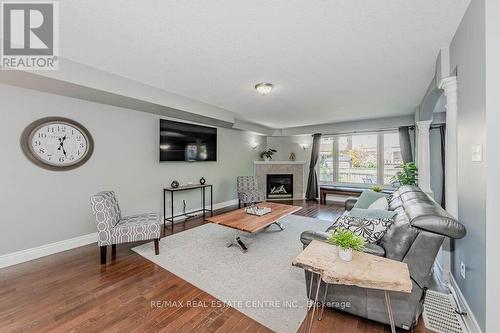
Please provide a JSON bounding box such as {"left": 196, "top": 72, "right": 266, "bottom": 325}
{"left": 448, "top": 274, "right": 483, "bottom": 333}
{"left": 0, "top": 199, "right": 239, "bottom": 269}
{"left": 0, "top": 232, "right": 98, "bottom": 269}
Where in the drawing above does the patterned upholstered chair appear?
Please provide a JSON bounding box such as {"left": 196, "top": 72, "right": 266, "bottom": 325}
{"left": 237, "top": 176, "right": 266, "bottom": 208}
{"left": 90, "top": 191, "right": 161, "bottom": 264}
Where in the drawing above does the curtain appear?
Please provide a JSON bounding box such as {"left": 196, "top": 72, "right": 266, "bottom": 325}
{"left": 305, "top": 133, "right": 322, "bottom": 200}
{"left": 440, "top": 125, "right": 446, "bottom": 208}
{"left": 398, "top": 126, "right": 413, "bottom": 163}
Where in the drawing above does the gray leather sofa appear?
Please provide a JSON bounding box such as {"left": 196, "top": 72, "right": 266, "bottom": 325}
{"left": 300, "top": 185, "right": 466, "bottom": 330}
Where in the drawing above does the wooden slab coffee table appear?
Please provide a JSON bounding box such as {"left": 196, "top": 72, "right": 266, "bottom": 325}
{"left": 205, "top": 202, "right": 302, "bottom": 252}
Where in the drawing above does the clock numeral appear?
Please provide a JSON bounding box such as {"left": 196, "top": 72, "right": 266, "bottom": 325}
{"left": 59, "top": 156, "right": 65, "bottom": 163}
{"left": 47, "top": 127, "right": 54, "bottom": 133}
{"left": 58, "top": 126, "right": 66, "bottom": 132}
{"left": 79, "top": 143, "right": 85, "bottom": 148}
{"left": 38, "top": 133, "right": 47, "bottom": 138}
{"left": 39, "top": 148, "right": 45, "bottom": 154}
{"left": 47, "top": 154, "right": 52, "bottom": 161}
{"left": 76, "top": 136, "right": 82, "bottom": 141}
{"left": 34, "top": 140, "right": 41, "bottom": 146}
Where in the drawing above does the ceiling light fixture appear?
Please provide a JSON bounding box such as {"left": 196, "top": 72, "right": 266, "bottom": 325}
{"left": 255, "top": 82, "right": 274, "bottom": 95}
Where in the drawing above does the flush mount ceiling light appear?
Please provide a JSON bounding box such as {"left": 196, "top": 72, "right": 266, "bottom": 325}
{"left": 255, "top": 82, "right": 274, "bottom": 95}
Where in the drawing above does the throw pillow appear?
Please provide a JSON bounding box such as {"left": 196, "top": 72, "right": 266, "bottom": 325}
{"left": 368, "top": 197, "right": 389, "bottom": 210}
{"left": 354, "top": 190, "right": 388, "bottom": 209}
{"left": 334, "top": 214, "right": 393, "bottom": 243}
{"left": 348, "top": 208, "right": 397, "bottom": 220}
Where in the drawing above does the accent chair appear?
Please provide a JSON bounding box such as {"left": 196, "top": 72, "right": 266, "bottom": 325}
{"left": 90, "top": 191, "right": 161, "bottom": 264}
{"left": 237, "top": 176, "right": 266, "bottom": 208}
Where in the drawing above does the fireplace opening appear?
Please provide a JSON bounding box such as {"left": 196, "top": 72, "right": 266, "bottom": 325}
{"left": 266, "top": 174, "right": 293, "bottom": 199}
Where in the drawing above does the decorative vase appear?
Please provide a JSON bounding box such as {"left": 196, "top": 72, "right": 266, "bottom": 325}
{"left": 200, "top": 177, "right": 206, "bottom": 185}
{"left": 338, "top": 248, "right": 353, "bottom": 262}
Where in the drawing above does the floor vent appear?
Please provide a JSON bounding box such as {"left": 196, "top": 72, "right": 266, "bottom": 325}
{"left": 423, "top": 290, "right": 468, "bottom": 333}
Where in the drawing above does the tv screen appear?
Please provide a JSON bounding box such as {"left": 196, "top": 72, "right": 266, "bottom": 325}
{"left": 160, "top": 119, "right": 217, "bottom": 162}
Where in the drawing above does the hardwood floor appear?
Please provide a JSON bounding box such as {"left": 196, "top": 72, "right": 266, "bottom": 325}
{"left": 0, "top": 200, "right": 431, "bottom": 333}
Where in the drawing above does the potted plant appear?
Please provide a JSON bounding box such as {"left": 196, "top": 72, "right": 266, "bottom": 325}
{"left": 371, "top": 185, "right": 383, "bottom": 193}
{"left": 390, "top": 162, "right": 418, "bottom": 187}
{"left": 260, "top": 148, "right": 277, "bottom": 162}
{"left": 327, "top": 229, "right": 366, "bottom": 262}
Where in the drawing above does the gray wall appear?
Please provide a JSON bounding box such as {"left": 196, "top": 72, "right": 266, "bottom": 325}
{"left": 0, "top": 83, "right": 265, "bottom": 255}
{"left": 449, "top": 0, "right": 486, "bottom": 330}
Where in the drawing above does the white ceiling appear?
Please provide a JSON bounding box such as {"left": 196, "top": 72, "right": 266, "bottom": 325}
{"left": 59, "top": 1, "right": 469, "bottom": 129}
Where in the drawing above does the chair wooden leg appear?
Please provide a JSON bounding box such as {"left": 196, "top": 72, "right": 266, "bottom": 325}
{"left": 238, "top": 200, "right": 241, "bottom": 209}
{"left": 154, "top": 239, "right": 160, "bottom": 255}
{"left": 100, "top": 246, "right": 107, "bottom": 264}
{"left": 111, "top": 244, "right": 116, "bottom": 256}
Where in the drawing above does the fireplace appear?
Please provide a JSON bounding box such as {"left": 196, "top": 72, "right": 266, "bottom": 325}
{"left": 266, "top": 174, "right": 293, "bottom": 199}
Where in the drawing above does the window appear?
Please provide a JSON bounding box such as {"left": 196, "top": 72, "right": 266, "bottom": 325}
{"left": 319, "top": 131, "right": 402, "bottom": 186}
{"left": 383, "top": 132, "right": 403, "bottom": 184}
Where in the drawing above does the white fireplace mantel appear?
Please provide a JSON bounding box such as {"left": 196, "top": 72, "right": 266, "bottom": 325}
{"left": 254, "top": 161, "right": 306, "bottom": 165}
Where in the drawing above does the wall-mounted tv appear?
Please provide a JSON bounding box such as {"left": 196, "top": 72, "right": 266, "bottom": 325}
{"left": 160, "top": 119, "right": 217, "bottom": 162}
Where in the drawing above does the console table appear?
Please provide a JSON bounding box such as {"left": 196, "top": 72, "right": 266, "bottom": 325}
{"left": 163, "top": 184, "right": 213, "bottom": 230}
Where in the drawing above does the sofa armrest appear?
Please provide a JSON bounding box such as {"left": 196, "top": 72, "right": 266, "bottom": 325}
{"left": 300, "top": 231, "right": 330, "bottom": 246}
{"left": 345, "top": 197, "right": 358, "bottom": 211}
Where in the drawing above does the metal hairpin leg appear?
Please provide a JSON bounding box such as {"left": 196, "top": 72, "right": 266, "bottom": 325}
{"left": 384, "top": 290, "right": 396, "bottom": 333}
{"left": 304, "top": 273, "right": 322, "bottom": 333}
{"left": 318, "top": 283, "right": 329, "bottom": 321}
{"left": 303, "top": 272, "right": 315, "bottom": 333}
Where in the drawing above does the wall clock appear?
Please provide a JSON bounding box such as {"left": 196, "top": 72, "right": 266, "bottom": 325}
{"left": 20, "top": 117, "right": 94, "bottom": 171}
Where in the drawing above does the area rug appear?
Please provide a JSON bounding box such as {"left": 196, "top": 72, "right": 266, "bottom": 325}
{"left": 132, "top": 214, "right": 332, "bottom": 333}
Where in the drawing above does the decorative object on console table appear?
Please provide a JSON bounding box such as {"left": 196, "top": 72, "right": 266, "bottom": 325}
{"left": 171, "top": 180, "right": 179, "bottom": 188}
{"left": 260, "top": 148, "right": 277, "bottom": 162}
{"left": 327, "top": 229, "right": 366, "bottom": 262}
{"left": 199, "top": 177, "right": 206, "bottom": 185}
{"left": 21, "top": 116, "right": 94, "bottom": 171}
{"left": 163, "top": 184, "right": 213, "bottom": 230}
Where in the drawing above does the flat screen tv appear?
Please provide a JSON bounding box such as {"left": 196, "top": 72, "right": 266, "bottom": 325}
{"left": 160, "top": 119, "right": 217, "bottom": 162}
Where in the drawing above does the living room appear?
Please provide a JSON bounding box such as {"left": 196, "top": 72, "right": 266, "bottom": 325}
{"left": 0, "top": 1, "right": 499, "bottom": 333}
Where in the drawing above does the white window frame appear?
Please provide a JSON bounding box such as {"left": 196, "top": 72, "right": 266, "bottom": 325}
{"left": 318, "top": 130, "right": 399, "bottom": 189}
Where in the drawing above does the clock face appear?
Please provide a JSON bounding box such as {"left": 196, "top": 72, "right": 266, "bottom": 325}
{"left": 21, "top": 117, "right": 94, "bottom": 171}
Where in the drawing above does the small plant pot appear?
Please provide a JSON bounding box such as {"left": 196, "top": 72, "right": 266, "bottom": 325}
{"left": 338, "top": 248, "right": 353, "bottom": 262}
{"left": 263, "top": 156, "right": 271, "bottom": 162}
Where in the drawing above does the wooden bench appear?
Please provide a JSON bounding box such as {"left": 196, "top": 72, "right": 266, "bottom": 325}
{"left": 320, "top": 185, "right": 394, "bottom": 204}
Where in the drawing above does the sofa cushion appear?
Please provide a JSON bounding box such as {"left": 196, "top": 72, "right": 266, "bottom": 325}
{"left": 354, "top": 190, "right": 388, "bottom": 209}
{"left": 368, "top": 197, "right": 389, "bottom": 210}
{"left": 348, "top": 208, "right": 397, "bottom": 220}
{"left": 335, "top": 214, "right": 393, "bottom": 243}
